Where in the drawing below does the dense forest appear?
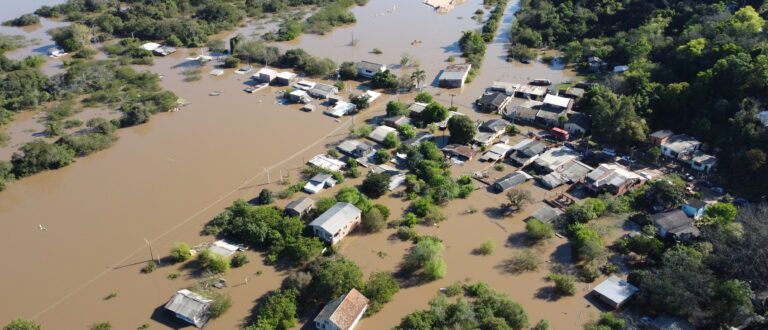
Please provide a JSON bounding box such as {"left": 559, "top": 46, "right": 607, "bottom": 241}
{"left": 509, "top": 0, "right": 768, "bottom": 197}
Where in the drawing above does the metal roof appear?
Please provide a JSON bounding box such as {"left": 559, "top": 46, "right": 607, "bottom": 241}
{"left": 543, "top": 94, "right": 572, "bottom": 108}
{"left": 210, "top": 240, "right": 239, "bottom": 257}
{"left": 310, "top": 203, "right": 362, "bottom": 236}
{"left": 314, "top": 288, "right": 369, "bottom": 330}
{"left": 285, "top": 197, "right": 315, "bottom": 214}
{"left": 164, "top": 289, "right": 212, "bottom": 328}
{"left": 592, "top": 276, "right": 638, "bottom": 307}
{"left": 368, "top": 125, "right": 398, "bottom": 143}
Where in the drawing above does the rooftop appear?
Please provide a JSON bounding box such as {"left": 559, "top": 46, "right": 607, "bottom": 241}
{"left": 314, "top": 288, "right": 369, "bottom": 330}
{"left": 686, "top": 198, "right": 707, "bottom": 209}
{"left": 587, "top": 163, "right": 640, "bottom": 188}
{"left": 565, "top": 87, "right": 585, "bottom": 97}
{"left": 530, "top": 205, "right": 564, "bottom": 223}
{"left": 480, "top": 119, "right": 510, "bottom": 133}
{"left": 357, "top": 61, "right": 385, "bottom": 72}
{"left": 592, "top": 276, "right": 638, "bottom": 307}
{"left": 439, "top": 63, "right": 472, "bottom": 81}
{"left": 409, "top": 102, "right": 428, "bottom": 114}
{"left": 308, "top": 154, "right": 345, "bottom": 172}
{"left": 493, "top": 171, "right": 532, "bottom": 192}
{"left": 277, "top": 71, "right": 297, "bottom": 79}
{"left": 210, "top": 240, "right": 239, "bottom": 257}
{"left": 566, "top": 112, "right": 591, "bottom": 129}
{"left": 442, "top": 144, "right": 475, "bottom": 159}
{"left": 285, "top": 197, "right": 314, "bottom": 213}
{"left": 650, "top": 129, "right": 674, "bottom": 139}
{"left": 478, "top": 92, "right": 509, "bottom": 108}
{"left": 543, "top": 94, "right": 572, "bottom": 109}
{"left": 653, "top": 209, "right": 699, "bottom": 237}
{"left": 534, "top": 146, "right": 580, "bottom": 171}
{"left": 368, "top": 125, "right": 398, "bottom": 143}
{"left": 662, "top": 134, "right": 701, "bottom": 153}
{"left": 309, "top": 202, "right": 362, "bottom": 235}
{"left": 516, "top": 85, "right": 548, "bottom": 96}
{"left": 165, "top": 289, "right": 212, "bottom": 328}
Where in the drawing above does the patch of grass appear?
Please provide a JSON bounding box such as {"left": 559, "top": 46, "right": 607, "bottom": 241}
{"left": 477, "top": 240, "right": 495, "bottom": 255}
{"left": 167, "top": 273, "right": 180, "bottom": 280}
{"left": 372, "top": 48, "right": 383, "bottom": 54}
{"left": 493, "top": 164, "right": 504, "bottom": 171}
{"left": 141, "top": 261, "right": 157, "bottom": 273}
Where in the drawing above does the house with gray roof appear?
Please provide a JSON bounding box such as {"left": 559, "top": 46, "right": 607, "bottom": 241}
{"left": 309, "top": 202, "right": 362, "bottom": 244}
{"left": 367, "top": 125, "right": 398, "bottom": 143}
{"left": 533, "top": 146, "right": 581, "bottom": 173}
{"left": 529, "top": 205, "right": 564, "bottom": 224}
{"left": 508, "top": 140, "right": 547, "bottom": 167}
{"left": 408, "top": 102, "right": 428, "bottom": 117}
{"left": 337, "top": 140, "right": 374, "bottom": 158}
{"left": 309, "top": 83, "right": 339, "bottom": 99}
{"left": 661, "top": 134, "right": 701, "bottom": 159}
{"left": 356, "top": 61, "right": 386, "bottom": 78}
{"left": 165, "top": 289, "right": 212, "bottom": 328}
{"left": 438, "top": 63, "right": 471, "bottom": 88}
{"left": 564, "top": 112, "right": 591, "bottom": 135}
{"left": 653, "top": 209, "right": 699, "bottom": 241}
{"left": 314, "top": 288, "right": 369, "bottom": 330}
{"left": 586, "top": 163, "right": 645, "bottom": 196}
{"left": 403, "top": 131, "right": 434, "bottom": 147}
{"left": 480, "top": 143, "right": 515, "bottom": 162}
{"left": 492, "top": 171, "right": 532, "bottom": 193}
{"left": 476, "top": 92, "right": 511, "bottom": 112}
{"left": 285, "top": 197, "right": 315, "bottom": 217}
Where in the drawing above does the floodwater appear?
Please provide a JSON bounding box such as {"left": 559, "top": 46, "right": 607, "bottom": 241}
{"left": 0, "top": 0, "right": 587, "bottom": 329}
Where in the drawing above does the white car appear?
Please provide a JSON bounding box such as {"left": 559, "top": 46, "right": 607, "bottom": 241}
{"left": 639, "top": 171, "right": 653, "bottom": 180}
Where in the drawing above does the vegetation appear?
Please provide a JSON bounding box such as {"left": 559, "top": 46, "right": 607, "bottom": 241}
{"left": 547, "top": 272, "right": 576, "bottom": 296}
{"left": 395, "top": 284, "right": 529, "bottom": 329}
{"left": 258, "top": 189, "right": 275, "bottom": 205}
{"left": 504, "top": 249, "right": 541, "bottom": 274}
{"left": 197, "top": 249, "right": 230, "bottom": 273}
{"left": 245, "top": 289, "right": 298, "bottom": 330}
{"left": 370, "top": 70, "right": 398, "bottom": 89}
{"left": 230, "top": 251, "right": 250, "bottom": 267}
{"left": 3, "top": 319, "right": 41, "bottom": 330}
{"left": 207, "top": 292, "right": 233, "bottom": 318}
{"left": 500, "top": 189, "right": 531, "bottom": 216}
{"left": 361, "top": 172, "right": 391, "bottom": 199}
{"left": 361, "top": 206, "right": 386, "bottom": 233}
{"left": 382, "top": 132, "right": 399, "bottom": 149}
{"left": 584, "top": 313, "right": 625, "bottom": 330}
{"left": 447, "top": 115, "right": 476, "bottom": 144}
{"left": 89, "top": 323, "right": 111, "bottom": 330}
{"left": 386, "top": 101, "right": 408, "bottom": 116}
{"left": 4, "top": 14, "right": 40, "bottom": 27}
{"left": 235, "top": 42, "right": 337, "bottom": 77}
{"left": 525, "top": 219, "right": 554, "bottom": 241}
{"left": 477, "top": 240, "right": 495, "bottom": 255}
{"left": 204, "top": 200, "right": 323, "bottom": 265}
{"left": 363, "top": 271, "right": 400, "bottom": 315}
{"left": 402, "top": 236, "right": 446, "bottom": 280}
{"left": 169, "top": 242, "right": 192, "bottom": 263}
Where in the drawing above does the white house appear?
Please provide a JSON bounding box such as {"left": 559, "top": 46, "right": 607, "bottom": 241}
{"left": 324, "top": 102, "right": 356, "bottom": 118}
{"left": 164, "top": 289, "right": 212, "bottom": 328}
{"left": 308, "top": 154, "right": 346, "bottom": 172}
{"left": 314, "top": 288, "right": 369, "bottom": 330}
{"left": 254, "top": 68, "right": 277, "bottom": 83}
{"left": 543, "top": 94, "right": 573, "bottom": 111}
{"left": 591, "top": 276, "right": 638, "bottom": 309}
{"left": 209, "top": 240, "right": 240, "bottom": 257}
{"left": 356, "top": 61, "right": 386, "bottom": 78}
{"left": 661, "top": 134, "right": 701, "bottom": 159}
{"left": 367, "top": 125, "right": 398, "bottom": 143}
{"left": 309, "top": 202, "right": 362, "bottom": 244}
{"left": 304, "top": 173, "right": 338, "bottom": 194}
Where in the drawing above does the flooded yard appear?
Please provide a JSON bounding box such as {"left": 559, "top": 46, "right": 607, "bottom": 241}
{"left": 0, "top": 0, "right": 588, "bottom": 329}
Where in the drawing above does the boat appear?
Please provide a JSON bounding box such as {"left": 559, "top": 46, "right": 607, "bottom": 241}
{"left": 235, "top": 66, "right": 253, "bottom": 74}
{"left": 530, "top": 79, "right": 552, "bottom": 86}
{"left": 244, "top": 83, "right": 268, "bottom": 94}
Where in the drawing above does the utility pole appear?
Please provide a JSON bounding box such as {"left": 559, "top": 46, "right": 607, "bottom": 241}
{"left": 264, "top": 168, "right": 270, "bottom": 184}
{"left": 449, "top": 93, "right": 456, "bottom": 108}
{"left": 145, "top": 238, "right": 159, "bottom": 264}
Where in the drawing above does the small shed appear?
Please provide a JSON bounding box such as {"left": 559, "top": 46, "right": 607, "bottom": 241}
{"left": 285, "top": 197, "right": 315, "bottom": 217}
{"left": 165, "top": 289, "right": 212, "bottom": 328}
{"left": 408, "top": 102, "right": 428, "bottom": 117}
{"left": 308, "top": 154, "right": 345, "bottom": 172}
{"left": 382, "top": 115, "right": 411, "bottom": 128}
{"left": 210, "top": 240, "right": 239, "bottom": 257}
{"left": 289, "top": 90, "right": 311, "bottom": 104}
{"left": 492, "top": 171, "right": 532, "bottom": 193}
{"left": 682, "top": 199, "right": 707, "bottom": 219}
{"left": 309, "top": 83, "right": 339, "bottom": 99}
{"left": 591, "top": 276, "right": 638, "bottom": 309}
{"left": 325, "top": 102, "right": 356, "bottom": 118}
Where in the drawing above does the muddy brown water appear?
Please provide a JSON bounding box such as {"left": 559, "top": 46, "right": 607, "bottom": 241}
{"left": 0, "top": 1, "right": 595, "bottom": 329}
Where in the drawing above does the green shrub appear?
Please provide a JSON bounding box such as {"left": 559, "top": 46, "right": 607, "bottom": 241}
{"left": 223, "top": 56, "right": 240, "bottom": 68}
{"left": 525, "top": 219, "right": 554, "bottom": 241}
{"left": 231, "top": 251, "right": 250, "bottom": 267}
{"left": 169, "top": 242, "right": 192, "bottom": 263}
{"left": 397, "top": 227, "right": 418, "bottom": 241}
{"left": 547, "top": 272, "right": 576, "bottom": 296}
{"left": 477, "top": 240, "right": 495, "bottom": 255}
{"left": 208, "top": 292, "right": 232, "bottom": 318}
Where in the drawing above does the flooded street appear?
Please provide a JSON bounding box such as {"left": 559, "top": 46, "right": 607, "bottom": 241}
{"left": 0, "top": 0, "right": 588, "bottom": 329}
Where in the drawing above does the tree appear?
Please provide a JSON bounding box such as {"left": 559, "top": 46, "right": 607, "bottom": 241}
{"left": 308, "top": 257, "right": 365, "bottom": 302}
{"left": 11, "top": 140, "right": 75, "bottom": 177}
{"left": 197, "top": 249, "right": 230, "bottom": 273}
{"left": 339, "top": 61, "right": 357, "bottom": 80}
{"left": 206, "top": 39, "right": 227, "bottom": 53}
{"left": 421, "top": 102, "right": 448, "bottom": 124}
{"left": 362, "top": 207, "right": 386, "bottom": 233}
{"left": 570, "top": 223, "right": 605, "bottom": 262}
{"left": 500, "top": 189, "right": 531, "bottom": 216}
{"left": 532, "top": 319, "right": 552, "bottom": 330}
{"left": 349, "top": 94, "right": 370, "bottom": 111}
{"left": 364, "top": 271, "right": 400, "bottom": 314}
{"left": 504, "top": 249, "right": 541, "bottom": 273}
{"left": 423, "top": 257, "right": 446, "bottom": 280}
{"left": 246, "top": 289, "right": 298, "bottom": 330}
{"left": 3, "top": 319, "right": 41, "bottom": 330}
{"left": 447, "top": 115, "right": 476, "bottom": 145}
{"left": 375, "top": 149, "right": 391, "bottom": 164}
{"left": 565, "top": 203, "right": 598, "bottom": 223}
{"left": 525, "top": 219, "right": 553, "bottom": 241}
{"left": 709, "top": 279, "right": 755, "bottom": 326}
{"left": 49, "top": 24, "right": 92, "bottom": 51}
{"left": 702, "top": 202, "right": 737, "bottom": 225}
{"left": 231, "top": 251, "right": 250, "bottom": 267}
{"left": 547, "top": 272, "right": 576, "bottom": 296}
{"left": 414, "top": 92, "right": 433, "bottom": 103}
{"left": 403, "top": 237, "right": 444, "bottom": 273}
{"left": 584, "top": 313, "right": 625, "bottom": 330}
{"left": 223, "top": 56, "right": 240, "bottom": 68}
{"left": 169, "top": 242, "right": 191, "bottom": 263}
{"left": 397, "top": 124, "right": 416, "bottom": 139}
{"left": 646, "top": 146, "right": 661, "bottom": 162}
{"left": 745, "top": 148, "right": 766, "bottom": 171}
{"left": 386, "top": 101, "right": 408, "bottom": 116}
{"left": 382, "top": 132, "right": 399, "bottom": 149}
{"left": 411, "top": 69, "right": 426, "bottom": 88}
{"left": 362, "top": 173, "right": 391, "bottom": 199}
{"left": 283, "top": 271, "right": 312, "bottom": 291}
{"left": 370, "top": 70, "right": 398, "bottom": 89}
{"left": 208, "top": 292, "right": 233, "bottom": 318}
{"left": 258, "top": 189, "right": 275, "bottom": 205}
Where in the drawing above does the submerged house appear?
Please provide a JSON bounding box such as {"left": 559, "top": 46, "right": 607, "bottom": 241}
{"left": 653, "top": 209, "right": 699, "bottom": 241}
{"left": 476, "top": 92, "right": 511, "bottom": 113}
{"left": 337, "top": 140, "right": 374, "bottom": 158}
{"left": 309, "top": 83, "right": 339, "bottom": 99}
{"left": 285, "top": 197, "right": 315, "bottom": 217}
{"left": 367, "top": 125, "right": 398, "bottom": 144}
{"left": 275, "top": 71, "right": 298, "bottom": 85}
{"left": 492, "top": 171, "right": 532, "bottom": 193}
{"left": 591, "top": 276, "right": 638, "bottom": 309}
{"left": 356, "top": 61, "right": 387, "bottom": 78}
{"left": 164, "top": 289, "right": 212, "bottom": 328}
{"left": 209, "top": 240, "right": 240, "bottom": 258}
{"left": 314, "top": 288, "right": 369, "bottom": 330}
{"left": 309, "top": 202, "right": 362, "bottom": 244}
{"left": 529, "top": 205, "right": 564, "bottom": 224}
{"left": 255, "top": 68, "right": 277, "bottom": 83}
{"left": 480, "top": 143, "right": 515, "bottom": 162}
{"left": 304, "top": 173, "right": 338, "bottom": 194}
{"left": 408, "top": 102, "right": 429, "bottom": 117}
{"left": 308, "top": 154, "right": 346, "bottom": 172}
{"left": 442, "top": 144, "right": 476, "bottom": 163}
{"left": 585, "top": 163, "right": 644, "bottom": 196}
{"left": 508, "top": 140, "right": 547, "bottom": 167}
{"left": 564, "top": 112, "right": 590, "bottom": 136}
{"left": 438, "top": 63, "right": 472, "bottom": 88}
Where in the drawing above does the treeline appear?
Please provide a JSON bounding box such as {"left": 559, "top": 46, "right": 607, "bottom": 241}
{"left": 256, "top": 0, "right": 363, "bottom": 41}
{"left": 458, "top": 0, "right": 510, "bottom": 82}
{"left": 0, "top": 57, "right": 177, "bottom": 189}
{"left": 509, "top": 0, "right": 768, "bottom": 195}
